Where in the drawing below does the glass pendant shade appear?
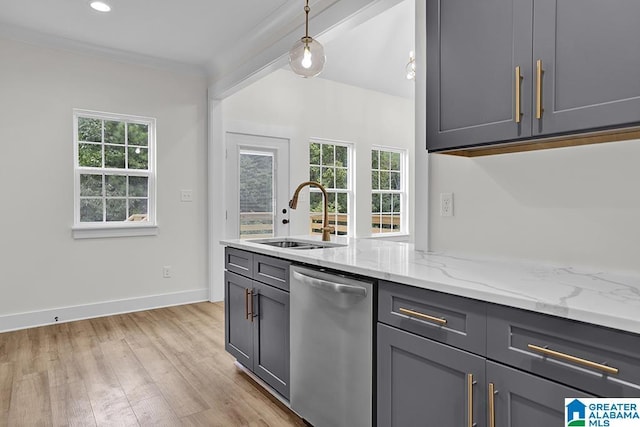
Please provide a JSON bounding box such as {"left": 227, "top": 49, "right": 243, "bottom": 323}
{"left": 289, "top": 36, "right": 326, "bottom": 78}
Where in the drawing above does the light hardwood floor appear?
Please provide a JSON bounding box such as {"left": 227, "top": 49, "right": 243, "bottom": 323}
{"left": 0, "top": 302, "right": 305, "bottom": 426}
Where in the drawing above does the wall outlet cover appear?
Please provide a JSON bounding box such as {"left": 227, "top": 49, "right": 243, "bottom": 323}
{"left": 440, "top": 193, "right": 454, "bottom": 217}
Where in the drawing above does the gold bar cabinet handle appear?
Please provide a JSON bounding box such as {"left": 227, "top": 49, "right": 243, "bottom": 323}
{"left": 245, "top": 289, "right": 251, "bottom": 320}
{"left": 515, "top": 66, "right": 522, "bottom": 123}
{"left": 398, "top": 307, "right": 447, "bottom": 326}
{"left": 249, "top": 289, "right": 255, "bottom": 322}
{"left": 536, "top": 59, "right": 544, "bottom": 119}
{"left": 527, "top": 344, "right": 619, "bottom": 375}
{"left": 467, "top": 373, "right": 474, "bottom": 427}
{"left": 488, "top": 383, "right": 496, "bottom": 427}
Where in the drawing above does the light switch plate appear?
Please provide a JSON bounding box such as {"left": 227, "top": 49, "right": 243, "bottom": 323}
{"left": 180, "top": 190, "right": 193, "bottom": 202}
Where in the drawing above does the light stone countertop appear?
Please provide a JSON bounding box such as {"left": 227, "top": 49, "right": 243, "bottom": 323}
{"left": 221, "top": 236, "right": 640, "bottom": 335}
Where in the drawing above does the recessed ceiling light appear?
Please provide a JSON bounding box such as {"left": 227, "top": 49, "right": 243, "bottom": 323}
{"left": 90, "top": 1, "right": 111, "bottom": 12}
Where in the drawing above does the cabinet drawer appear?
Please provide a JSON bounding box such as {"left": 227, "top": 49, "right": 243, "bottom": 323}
{"left": 253, "top": 254, "right": 290, "bottom": 292}
{"left": 225, "top": 247, "right": 253, "bottom": 278}
{"left": 487, "top": 304, "right": 640, "bottom": 397}
{"left": 378, "top": 281, "right": 486, "bottom": 355}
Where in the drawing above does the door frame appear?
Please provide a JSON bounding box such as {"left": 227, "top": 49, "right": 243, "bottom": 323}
{"left": 225, "top": 129, "right": 291, "bottom": 240}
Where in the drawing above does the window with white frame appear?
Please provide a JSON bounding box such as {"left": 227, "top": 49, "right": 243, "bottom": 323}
{"left": 371, "top": 147, "right": 406, "bottom": 234}
{"left": 309, "top": 140, "right": 353, "bottom": 236}
{"left": 73, "top": 110, "right": 156, "bottom": 236}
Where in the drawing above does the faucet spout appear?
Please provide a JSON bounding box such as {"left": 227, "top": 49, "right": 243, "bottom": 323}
{"left": 289, "top": 181, "right": 334, "bottom": 241}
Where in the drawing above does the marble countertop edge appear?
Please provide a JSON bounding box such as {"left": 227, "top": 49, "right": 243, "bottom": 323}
{"left": 221, "top": 237, "right": 640, "bottom": 335}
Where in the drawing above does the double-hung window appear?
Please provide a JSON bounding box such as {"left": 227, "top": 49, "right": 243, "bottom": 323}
{"left": 371, "top": 147, "right": 406, "bottom": 235}
{"left": 73, "top": 109, "right": 156, "bottom": 238}
{"left": 309, "top": 140, "right": 353, "bottom": 236}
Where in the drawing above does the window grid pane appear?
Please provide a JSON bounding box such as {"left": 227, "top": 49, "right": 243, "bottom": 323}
{"left": 75, "top": 111, "right": 154, "bottom": 225}
{"left": 371, "top": 148, "right": 404, "bottom": 234}
{"left": 309, "top": 141, "right": 351, "bottom": 236}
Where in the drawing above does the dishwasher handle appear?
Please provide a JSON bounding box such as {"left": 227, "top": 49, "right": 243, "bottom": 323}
{"left": 293, "top": 270, "right": 368, "bottom": 296}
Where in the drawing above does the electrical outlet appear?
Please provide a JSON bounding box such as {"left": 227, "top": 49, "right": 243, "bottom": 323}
{"left": 162, "top": 266, "right": 172, "bottom": 278}
{"left": 180, "top": 190, "right": 193, "bottom": 202}
{"left": 440, "top": 193, "right": 454, "bottom": 217}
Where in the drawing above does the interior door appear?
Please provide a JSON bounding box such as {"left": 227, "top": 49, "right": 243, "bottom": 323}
{"left": 225, "top": 132, "right": 290, "bottom": 239}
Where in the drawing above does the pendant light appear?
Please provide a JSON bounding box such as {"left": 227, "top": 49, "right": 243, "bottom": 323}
{"left": 405, "top": 51, "right": 416, "bottom": 80}
{"left": 289, "top": 0, "right": 325, "bottom": 78}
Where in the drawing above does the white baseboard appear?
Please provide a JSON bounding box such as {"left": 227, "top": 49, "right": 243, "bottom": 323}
{"left": 0, "top": 288, "right": 209, "bottom": 333}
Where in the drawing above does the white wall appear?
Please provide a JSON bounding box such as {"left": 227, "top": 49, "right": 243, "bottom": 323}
{"left": 0, "top": 37, "right": 209, "bottom": 329}
{"left": 221, "top": 69, "right": 415, "bottom": 238}
{"left": 428, "top": 140, "right": 640, "bottom": 272}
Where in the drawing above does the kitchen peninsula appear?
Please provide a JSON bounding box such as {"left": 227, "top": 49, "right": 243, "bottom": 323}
{"left": 223, "top": 236, "right": 640, "bottom": 426}
{"left": 224, "top": 236, "right": 640, "bottom": 334}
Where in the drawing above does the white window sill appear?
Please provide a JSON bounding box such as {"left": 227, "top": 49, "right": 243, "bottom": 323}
{"left": 72, "top": 224, "right": 158, "bottom": 239}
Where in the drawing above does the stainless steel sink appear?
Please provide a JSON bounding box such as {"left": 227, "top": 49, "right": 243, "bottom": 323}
{"left": 250, "top": 238, "right": 346, "bottom": 250}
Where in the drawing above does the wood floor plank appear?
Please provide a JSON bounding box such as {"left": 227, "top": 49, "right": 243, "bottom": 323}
{"left": 0, "top": 363, "right": 13, "bottom": 414}
{"left": 49, "top": 380, "right": 96, "bottom": 427}
{"left": 126, "top": 339, "right": 209, "bottom": 418}
{"left": 0, "top": 302, "right": 304, "bottom": 426}
{"left": 90, "top": 315, "right": 126, "bottom": 344}
{"left": 73, "top": 345, "right": 138, "bottom": 426}
{"left": 130, "top": 395, "right": 180, "bottom": 426}
{"left": 100, "top": 338, "right": 161, "bottom": 404}
{"left": 7, "top": 371, "right": 52, "bottom": 426}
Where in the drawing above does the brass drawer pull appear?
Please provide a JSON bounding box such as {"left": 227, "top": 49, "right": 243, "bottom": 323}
{"left": 515, "top": 66, "right": 523, "bottom": 123}
{"left": 488, "top": 382, "right": 496, "bottom": 427}
{"left": 467, "top": 373, "right": 474, "bottom": 427}
{"left": 245, "top": 289, "right": 251, "bottom": 320}
{"left": 535, "top": 59, "right": 544, "bottom": 119}
{"left": 398, "top": 307, "right": 447, "bottom": 326}
{"left": 527, "top": 344, "right": 619, "bottom": 375}
{"left": 249, "top": 289, "right": 255, "bottom": 323}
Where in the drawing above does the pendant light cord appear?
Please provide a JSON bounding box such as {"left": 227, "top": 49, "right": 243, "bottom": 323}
{"left": 304, "top": 0, "right": 310, "bottom": 40}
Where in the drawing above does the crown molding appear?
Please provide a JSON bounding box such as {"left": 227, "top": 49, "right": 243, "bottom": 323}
{"left": 0, "top": 21, "right": 207, "bottom": 77}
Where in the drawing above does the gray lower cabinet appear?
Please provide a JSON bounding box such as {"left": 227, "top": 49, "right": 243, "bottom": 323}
{"left": 377, "top": 323, "right": 486, "bottom": 427}
{"left": 224, "top": 248, "right": 290, "bottom": 399}
{"left": 252, "top": 281, "right": 289, "bottom": 399}
{"left": 225, "top": 271, "right": 254, "bottom": 368}
{"left": 487, "top": 361, "right": 593, "bottom": 427}
{"left": 377, "top": 322, "right": 593, "bottom": 427}
{"left": 427, "top": 0, "right": 640, "bottom": 152}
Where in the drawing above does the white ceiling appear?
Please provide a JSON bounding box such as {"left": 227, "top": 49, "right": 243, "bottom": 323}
{"left": 320, "top": 0, "right": 415, "bottom": 98}
{"left": 0, "top": 0, "right": 414, "bottom": 98}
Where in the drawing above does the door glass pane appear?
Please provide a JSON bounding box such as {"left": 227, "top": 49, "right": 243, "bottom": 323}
{"left": 239, "top": 152, "right": 274, "bottom": 239}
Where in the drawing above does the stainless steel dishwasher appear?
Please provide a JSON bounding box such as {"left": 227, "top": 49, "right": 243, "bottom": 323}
{"left": 290, "top": 265, "right": 373, "bottom": 427}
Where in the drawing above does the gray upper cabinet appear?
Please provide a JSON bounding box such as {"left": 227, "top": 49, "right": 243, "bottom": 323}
{"left": 427, "top": 0, "right": 640, "bottom": 152}
{"left": 533, "top": 0, "right": 640, "bottom": 136}
{"left": 427, "top": 0, "right": 533, "bottom": 151}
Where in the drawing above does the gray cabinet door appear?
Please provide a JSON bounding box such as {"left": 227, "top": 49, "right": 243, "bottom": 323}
{"left": 253, "top": 282, "right": 290, "bottom": 399}
{"left": 377, "top": 323, "right": 486, "bottom": 427}
{"left": 427, "top": 0, "right": 533, "bottom": 151}
{"left": 533, "top": 0, "right": 640, "bottom": 136}
{"left": 487, "top": 361, "right": 593, "bottom": 427}
{"left": 225, "top": 271, "right": 254, "bottom": 369}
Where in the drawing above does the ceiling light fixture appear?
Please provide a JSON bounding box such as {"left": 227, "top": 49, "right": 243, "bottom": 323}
{"left": 90, "top": 1, "right": 111, "bottom": 12}
{"left": 289, "top": 0, "right": 325, "bottom": 78}
{"left": 406, "top": 51, "right": 416, "bottom": 80}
